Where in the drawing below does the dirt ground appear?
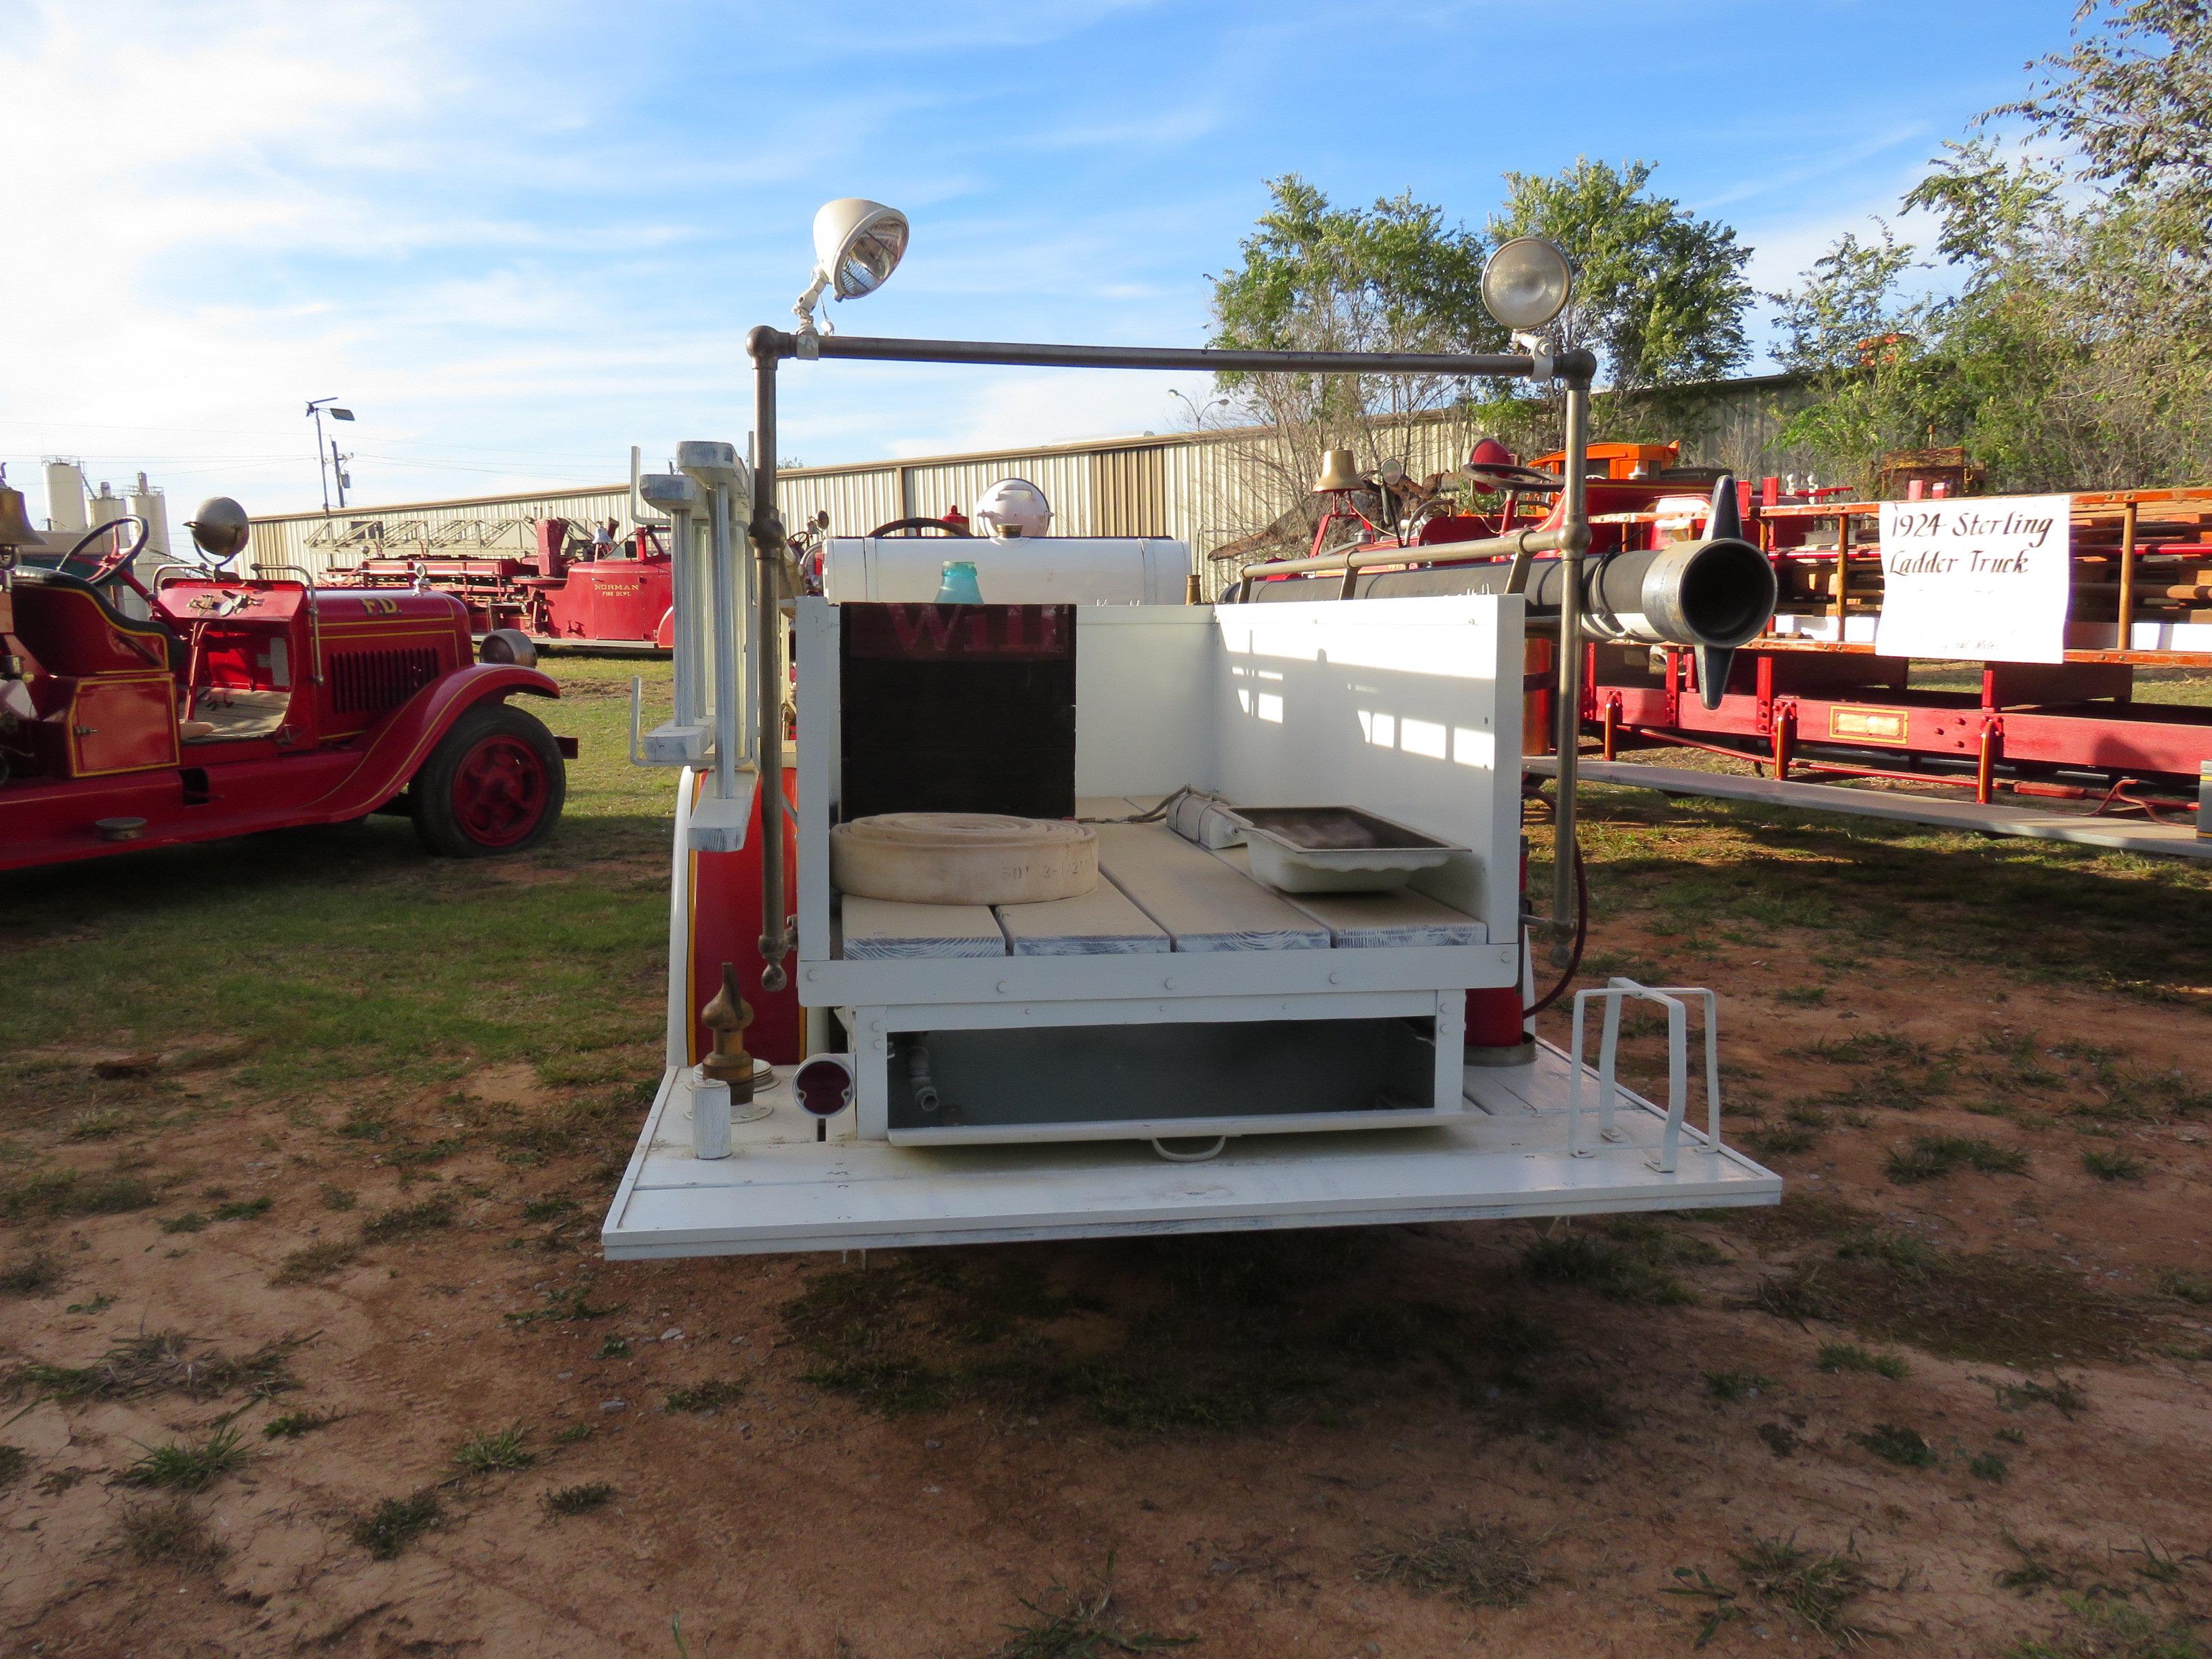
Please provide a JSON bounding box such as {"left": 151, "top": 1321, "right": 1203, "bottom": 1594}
{"left": 5, "top": 687, "right": 2211, "bottom": 1656}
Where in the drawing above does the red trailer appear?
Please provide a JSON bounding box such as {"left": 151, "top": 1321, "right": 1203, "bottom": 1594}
{"left": 0, "top": 501, "right": 573, "bottom": 872}
{"left": 1232, "top": 444, "right": 2212, "bottom": 850}
{"left": 334, "top": 518, "right": 676, "bottom": 652}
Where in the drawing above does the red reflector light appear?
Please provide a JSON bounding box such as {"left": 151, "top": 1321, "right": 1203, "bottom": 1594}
{"left": 794, "top": 1055, "right": 855, "bottom": 1118}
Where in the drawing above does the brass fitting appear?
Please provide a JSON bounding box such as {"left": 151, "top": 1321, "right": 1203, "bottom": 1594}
{"left": 699, "top": 961, "right": 756, "bottom": 1103}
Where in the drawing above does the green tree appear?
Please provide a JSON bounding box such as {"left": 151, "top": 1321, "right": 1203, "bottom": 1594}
{"left": 1774, "top": 2, "right": 2212, "bottom": 493}
{"left": 1203, "top": 167, "right": 1756, "bottom": 558}
{"left": 1490, "top": 158, "right": 1753, "bottom": 390}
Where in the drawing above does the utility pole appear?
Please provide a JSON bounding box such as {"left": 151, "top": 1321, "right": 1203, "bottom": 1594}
{"left": 305, "top": 398, "right": 356, "bottom": 514}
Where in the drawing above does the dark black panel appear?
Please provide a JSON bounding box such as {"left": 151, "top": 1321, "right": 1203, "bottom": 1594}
{"left": 840, "top": 603, "right": 1076, "bottom": 821}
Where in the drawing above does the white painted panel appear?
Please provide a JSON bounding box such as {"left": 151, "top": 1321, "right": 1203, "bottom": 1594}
{"left": 1209, "top": 594, "right": 1520, "bottom": 928}
{"left": 821, "top": 537, "right": 1187, "bottom": 605}
{"left": 1072, "top": 608, "right": 1219, "bottom": 800}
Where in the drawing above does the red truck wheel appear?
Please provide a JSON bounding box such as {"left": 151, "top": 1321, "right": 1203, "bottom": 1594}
{"left": 410, "top": 701, "right": 567, "bottom": 857}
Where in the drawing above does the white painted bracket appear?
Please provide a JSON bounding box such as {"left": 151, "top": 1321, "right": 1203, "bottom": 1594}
{"left": 644, "top": 720, "right": 712, "bottom": 765}
{"left": 1566, "top": 977, "right": 1721, "bottom": 1172}
{"left": 688, "top": 775, "right": 759, "bottom": 853}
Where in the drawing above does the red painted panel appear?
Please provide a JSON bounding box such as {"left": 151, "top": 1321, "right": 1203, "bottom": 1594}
{"left": 687, "top": 768, "right": 804, "bottom": 1067}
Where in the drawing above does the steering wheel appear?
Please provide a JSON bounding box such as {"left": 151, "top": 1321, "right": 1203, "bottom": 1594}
{"left": 1464, "top": 463, "right": 1564, "bottom": 493}
{"left": 868, "top": 516, "right": 972, "bottom": 537}
{"left": 60, "top": 515, "right": 155, "bottom": 596}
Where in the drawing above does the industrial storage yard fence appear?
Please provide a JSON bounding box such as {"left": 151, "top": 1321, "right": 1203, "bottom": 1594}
{"left": 247, "top": 375, "right": 1814, "bottom": 602}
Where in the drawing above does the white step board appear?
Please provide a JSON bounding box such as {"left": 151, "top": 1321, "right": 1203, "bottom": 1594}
{"left": 600, "top": 1041, "right": 1781, "bottom": 1258}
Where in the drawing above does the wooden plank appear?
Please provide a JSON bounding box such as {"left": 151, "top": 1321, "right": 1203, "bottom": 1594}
{"left": 839, "top": 895, "right": 1006, "bottom": 959}
{"left": 1092, "top": 821, "right": 1329, "bottom": 953}
{"left": 1214, "top": 846, "right": 1486, "bottom": 948}
{"left": 996, "top": 881, "right": 1170, "bottom": 956}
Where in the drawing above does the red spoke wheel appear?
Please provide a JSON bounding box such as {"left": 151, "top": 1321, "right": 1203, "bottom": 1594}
{"left": 409, "top": 701, "right": 567, "bottom": 857}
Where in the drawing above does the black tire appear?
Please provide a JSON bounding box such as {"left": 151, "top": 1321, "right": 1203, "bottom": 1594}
{"left": 409, "top": 701, "right": 566, "bottom": 857}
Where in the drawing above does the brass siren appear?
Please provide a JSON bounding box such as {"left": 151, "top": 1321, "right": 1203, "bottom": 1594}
{"left": 1310, "top": 449, "right": 1364, "bottom": 494}
{"left": 699, "top": 961, "right": 756, "bottom": 1103}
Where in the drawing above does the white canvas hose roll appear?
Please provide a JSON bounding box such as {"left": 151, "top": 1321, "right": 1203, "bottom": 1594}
{"left": 830, "top": 812, "right": 1098, "bottom": 905}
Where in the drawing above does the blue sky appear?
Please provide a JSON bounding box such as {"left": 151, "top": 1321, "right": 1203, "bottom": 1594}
{"left": 2, "top": 0, "right": 2076, "bottom": 520}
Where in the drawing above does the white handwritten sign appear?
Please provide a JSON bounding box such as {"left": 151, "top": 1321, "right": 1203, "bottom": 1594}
{"left": 1875, "top": 495, "right": 2072, "bottom": 663}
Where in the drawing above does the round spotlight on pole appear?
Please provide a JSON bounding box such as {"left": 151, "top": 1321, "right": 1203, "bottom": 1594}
{"left": 794, "top": 199, "right": 909, "bottom": 344}
{"left": 1481, "top": 236, "right": 1574, "bottom": 331}
{"left": 813, "top": 198, "right": 909, "bottom": 300}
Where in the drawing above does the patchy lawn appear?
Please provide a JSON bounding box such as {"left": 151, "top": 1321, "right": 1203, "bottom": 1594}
{"left": 2, "top": 659, "right": 2209, "bottom": 1656}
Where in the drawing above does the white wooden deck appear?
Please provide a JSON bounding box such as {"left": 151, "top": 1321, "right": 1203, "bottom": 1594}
{"left": 829, "top": 809, "right": 1489, "bottom": 962}
{"left": 600, "top": 1040, "right": 1781, "bottom": 1258}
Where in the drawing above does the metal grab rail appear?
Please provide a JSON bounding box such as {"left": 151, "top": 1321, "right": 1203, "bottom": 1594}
{"left": 1565, "top": 977, "right": 1722, "bottom": 1172}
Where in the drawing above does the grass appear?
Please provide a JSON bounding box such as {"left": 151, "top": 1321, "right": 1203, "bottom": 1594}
{"left": 1817, "top": 1343, "right": 1910, "bottom": 1380}
{"left": 1885, "top": 1135, "right": 2029, "bottom": 1183}
{"left": 1356, "top": 1523, "right": 1547, "bottom": 1610}
{"left": 2007, "top": 1594, "right": 2206, "bottom": 1658}
{"left": 663, "top": 1380, "right": 747, "bottom": 1414}
{"left": 0, "top": 1445, "right": 27, "bottom": 1490}
{"left": 118, "top": 1495, "right": 226, "bottom": 1570}
{"left": 213, "top": 1196, "right": 272, "bottom": 1221}
{"left": 122, "top": 1425, "right": 248, "bottom": 1491}
{"left": 1703, "top": 1370, "right": 1776, "bottom": 1402}
{"left": 977, "top": 1576, "right": 1194, "bottom": 1658}
{"left": 452, "top": 1422, "right": 535, "bottom": 1473}
{"left": 1992, "top": 1376, "right": 2089, "bottom": 1417}
{"left": 0, "top": 1252, "right": 64, "bottom": 1295}
{"left": 1732, "top": 1537, "right": 1873, "bottom": 1645}
{"left": 552, "top": 1424, "right": 593, "bottom": 1445}
{"left": 271, "top": 1239, "right": 361, "bottom": 1284}
{"left": 544, "top": 1481, "right": 616, "bottom": 1516}
{"left": 262, "top": 1410, "right": 335, "bottom": 1439}
{"left": 159, "top": 1211, "right": 206, "bottom": 1233}
{"left": 2082, "top": 1148, "right": 2146, "bottom": 1181}
{"left": 6, "top": 1330, "right": 296, "bottom": 1405}
{"left": 350, "top": 1490, "right": 443, "bottom": 1559}
{"left": 359, "top": 1197, "right": 455, "bottom": 1242}
{"left": 2156, "top": 1269, "right": 2212, "bottom": 1305}
{"left": 1519, "top": 1229, "right": 1694, "bottom": 1306}
{"left": 596, "top": 1336, "right": 632, "bottom": 1359}
{"left": 0, "top": 1168, "right": 157, "bottom": 1221}
{"left": 1969, "top": 1451, "right": 2009, "bottom": 1483}
{"left": 1853, "top": 1423, "right": 1938, "bottom": 1468}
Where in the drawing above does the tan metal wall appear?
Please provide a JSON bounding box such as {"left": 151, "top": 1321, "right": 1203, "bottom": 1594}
{"left": 249, "top": 375, "right": 1812, "bottom": 586}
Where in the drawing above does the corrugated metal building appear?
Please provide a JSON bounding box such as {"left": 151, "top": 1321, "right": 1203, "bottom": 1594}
{"left": 249, "top": 374, "right": 1816, "bottom": 597}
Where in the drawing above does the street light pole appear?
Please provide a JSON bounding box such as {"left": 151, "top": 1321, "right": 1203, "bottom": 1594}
{"left": 306, "top": 398, "right": 356, "bottom": 514}
{"left": 307, "top": 400, "right": 331, "bottom": 512}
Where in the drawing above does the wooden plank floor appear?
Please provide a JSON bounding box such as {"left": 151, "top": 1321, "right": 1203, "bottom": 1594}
{"left": 997, "top": 881, "right": 1170, "bottom": 956}
{"left": 1093, "top": 821, "right": 1329, "bottom": 953}
{"left": 840, "top": 895, "right": 1007, "bottom": 959}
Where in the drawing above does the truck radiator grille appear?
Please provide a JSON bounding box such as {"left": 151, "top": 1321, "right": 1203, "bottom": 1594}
{"left": 329, "top": 647, "right": 441, "bottom": 716}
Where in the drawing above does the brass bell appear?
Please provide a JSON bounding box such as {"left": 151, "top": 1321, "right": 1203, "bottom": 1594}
{"left": 0, "top": 468, "right": 40, "bottom": 550}
{"left": 699, "top": 961, "right": 756, "bottom": 1103}
{"left": 1310, "top": 449, "right": 1364, "bottom": 494}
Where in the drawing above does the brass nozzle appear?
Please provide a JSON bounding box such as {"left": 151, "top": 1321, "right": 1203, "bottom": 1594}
{"left": 699, "top": 961, "right": 756, "bottom": 1103}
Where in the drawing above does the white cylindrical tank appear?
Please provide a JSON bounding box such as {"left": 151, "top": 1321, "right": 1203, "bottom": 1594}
{"left": 128, "top": 472, "right": 172, "bottom": 557}
{"left": 89, "top": 480, "right": 126, "bottom": 537}
{"left": 43, "top": 459, "right": 87, "bottom": 533}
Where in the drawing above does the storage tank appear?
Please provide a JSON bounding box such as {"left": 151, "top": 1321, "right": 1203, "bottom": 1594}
{"left": 127, "top": 471, "right": 172, "bottom": 557}
{"left": 89, "top": 480, "right": 126, "bottom": 538}
{"left": 42, "top": 459, "right": 87, "bottom": 533}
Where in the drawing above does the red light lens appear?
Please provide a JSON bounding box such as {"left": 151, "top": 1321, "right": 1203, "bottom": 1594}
{"left": 794, "top": 1057, "right": 853, "bottom": 1118}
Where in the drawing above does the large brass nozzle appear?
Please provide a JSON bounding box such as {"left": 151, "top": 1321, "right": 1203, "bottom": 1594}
{"left": 699, "top": 961, "right": 756, "bottom": 1103}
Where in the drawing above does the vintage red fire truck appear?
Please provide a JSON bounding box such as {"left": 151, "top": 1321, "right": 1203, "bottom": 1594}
{"left": 333, "top": 518, "right": 677, "bottom": 651}
{"left": 0, "top": 494, "right": 573, "bottom": 872}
